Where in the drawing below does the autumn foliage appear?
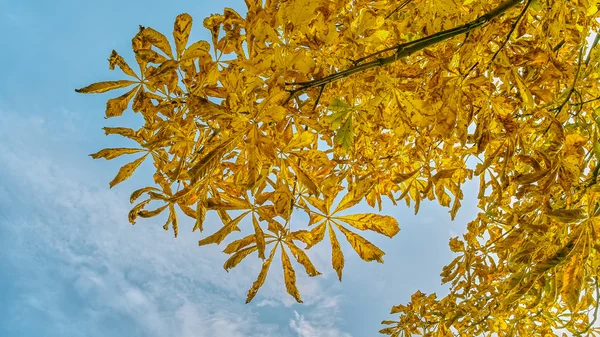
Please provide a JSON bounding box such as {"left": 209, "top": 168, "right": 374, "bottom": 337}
{"left": 76, "top": 0, "right": 600, "bottom": 335}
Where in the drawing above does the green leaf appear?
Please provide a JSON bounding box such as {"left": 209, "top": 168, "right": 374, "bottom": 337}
{"left": 334, "top": 115, "right": 354, "bottom": 151}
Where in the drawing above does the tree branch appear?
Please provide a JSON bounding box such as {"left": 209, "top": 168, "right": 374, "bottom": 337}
{"left": 285, "top": 0, "right": 524, "bottom": 96}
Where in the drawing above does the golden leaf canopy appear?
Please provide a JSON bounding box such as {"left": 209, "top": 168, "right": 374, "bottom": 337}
{"left": 77, "top": 0, "right": 600, "bottom": 335}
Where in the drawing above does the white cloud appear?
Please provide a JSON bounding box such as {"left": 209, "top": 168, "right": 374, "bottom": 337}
{"left": 290, "top": 310, "right": 352, "bottom": 337}
{"left": 0, "top": 108, "right": 352, "bottom": 337}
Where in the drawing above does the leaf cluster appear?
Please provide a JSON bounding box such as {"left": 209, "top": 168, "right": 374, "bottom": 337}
{"left": 77, "top": 0, "right": 600, "bottom": 335}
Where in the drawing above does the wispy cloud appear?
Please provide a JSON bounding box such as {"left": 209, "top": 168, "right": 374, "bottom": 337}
{"left": 290, "top": 310, "right": 352, "bottom": 337}
{"left": 0, "top": 107, "right": 351, "bottom": 337}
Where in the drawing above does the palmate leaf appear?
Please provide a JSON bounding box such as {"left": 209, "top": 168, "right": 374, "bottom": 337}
{"left": 336, "top": 224, "right": 385, "bottom": 263}
{"left": 560, "top": 255, "right": 585, "bottom": 311}
{"left": 109, "top": 153, "right": 148, "bottom": 188}
{"left": 78, "top": 0, "right": 600, "bottom": 333}
{"left": 139, "top": 26, "right": 174, "bottom": 59}
{"left": 284, "top": 241, "right": 321, "bottom": 277}
{"left": 75, "top": 80, "right": 138, "bottom": 94}
{"left": 105, "top": 86, "right": 139, "bottom": 118}
{"left": 281, "top": 247, "right": 302, "bottom": 303}
{"left": 334, "top": 213, "right": 400, "bottom": 238}
{"left": 138, "top": 204, "right": 168, "bottom": 218}
{"left": 252, "top": 215, "right": 266, "bottom": 259}
{"left": 329, "top": 223, "right": 345, "bottom": 281}
{"left": 198, "top": 211, "right": 249, "bottom": 246}
{"left": 246, "top": 246, "right": 277, "bottom": 303}
{"left": 173, "top": 13, "right": 193, "bottom": 59}
{"left": 193, "top": 196, "right": 207, "bottom": 232}
{"left": 90, "top": 148, "right": 145, "bottom": 160}
{"left": 224, "top": 245, "right": 258, "bottom": 271}
{"left": 305, "top": 222, "right": 326, "bottom": 249}
{"left": 135, "top": 49, "right": 168, "bottom": 64}
{"left": 108, "top": 50, "right": 138, "bottom": 78}
{"left": 189, "top": 135, "right": 240, "bottom": 183}
{"left": 181, "top": 40, "right": 211, "bottom": 62}
{"left": 223, "top": 234, "right": 255, "bottom": 254}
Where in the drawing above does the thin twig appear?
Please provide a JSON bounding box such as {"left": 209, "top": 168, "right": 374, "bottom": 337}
{"left": 462, "top": 61, "right": 479, "bottom": 80}
{"left": 489, "top": 0, "right": 532, "bottom": 64}
{"left": 575, "top": 277, "right": 600, "bottom": 336}
{"left": 385, "top": 0, "right": 412, "bottom": 20}
{"left": 313, "top": 84, "right": 326, "bottom": 111}
{"left": 554, "top": 46, "right": 584, "bottom": 115}
{"left": 585, "top": 33, "right": 600, "bottom": 66}
{"left": 570, "top": 96, "right": 600, "bottom": 107}
{"left": 552, "top": 39, "right": 566, "bottom": 52}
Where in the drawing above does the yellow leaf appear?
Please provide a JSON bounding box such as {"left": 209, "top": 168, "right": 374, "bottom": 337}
{"left": 546, "top": 208, "right": 588, "bottom": 223}
{"left": 379, "top": 327, "right": 397, "bottom": 335}
{"left": 431, "top": 169, "right": 457, "bottom": 184}
{"left": 105, "top": 86, "right": 138, "bottom": 118}
{"left": 282, "top": 247, "right": 303, "bottom": 303}
{"left": 448, "top": 237, "right": 464, "bottom": 252}
{"left": 102, "top": 127, "right": 140, "bottom": 141}
{"left": 193, "top": 196, "right": 206, "bottom": 232}
{"left": 223, "top": 234, "right": 256, "bottom": 254}
{"left": 333, "top": 178, "right": 374, "bottom": 214}
{"left": 224, "top": 245, "right": 258, "bottom": 271}
{"left": 267, "top": 220, "right": 286, "bottom": 236}
{"left": 512, "top": 69, "right": 534, "bottom": 109}
{"left": 329, "top": 224, "right": 345, "bottom": 281}
{"left": 145, "top": 59, "right": 178, "bottom": 81}
{"left": 287, "top": 229, "right": 312, "bottom": 246}
{"left": 178, "top": 203, "right": 196, "bottom": 219}
{"left": 450, "top": 198, "right": 461, "bottom": 221}
{"left": 253, "top": 215, "right": 266, "bottom": 259}
{"left": 561, "top": 256, "right": 584, "bottom": 311}
{"left": 128, "top": 199, "right": 151, "bottom": 225}
{"left": 189, "top": 135, "right": 239, "bottom": 183}
{"left": 138, "top": 204, "right": 168, "bottom": 218}
{"left": 474, "top": 143, "right": 503, "bottom": 175}
{"left": 89, "top": 148, "right": 144, "bottom": 160}
{"left": 134, "top": 49, "right": 168, "bottom": 64}
{"left": 336, "top": 224, "right": 385, "bottom": 263}
{"left": 170, "top": 204, "right": 178, "bottom": 237}
{"left": 306, "top": 196, "right": 328, "bottom": 214}
{"left": 108, "top": 50, "right": 137, "bottom": 78}
{"left": 140, "top": 27, "right": 174, "bottom": 59}
{"left": 109, "top": 154, "right": 147, "bottom": 188}
{"left": 273, "top": 182, "right": 292, "bottom": 219}
{"left": 207, "top": 196, "right": 251, "bottom": 210}
{"left": 285, "top": 242, "right": 321, "bottom": 277}
{"left": 173, "top": 13, "right": 193, "bottom": 59}
{"left": 75, "top": 80, "right": 138, "bottom": 94}
{"left": 334, "top": 213, "right": 400, "bottom": 238}
{"left": 246, "top": 247, "right": 277, "bottom": 303}
{"left": 284, "top": 131, "right": 316, "bottom": 150}
{"left": 198, "top": 211, "right": 249, "bottom": 246}
{"left": 188, "top": 95, "right": 231, "bottom": 119}
{"left": 392, "top": 167, "right": 420, "bottom": 184}
{"left": 307, "top": 222, "right": 327, "bottom": 249}
{"left": 130, "top": 186, "right": 160, "bottom": 203}
{"left": 181, "top": 40, "right": 211, "bottom": 62}
{"left": 289, "top": 161, "right": 320, "bottom": 196}
{"left": 308, "top": 212, "right": 325, "bottom": 227}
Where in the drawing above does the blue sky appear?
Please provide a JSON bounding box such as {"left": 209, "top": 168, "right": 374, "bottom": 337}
{"left": 0, "top": 1, "right": 477, "bottom": 336}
